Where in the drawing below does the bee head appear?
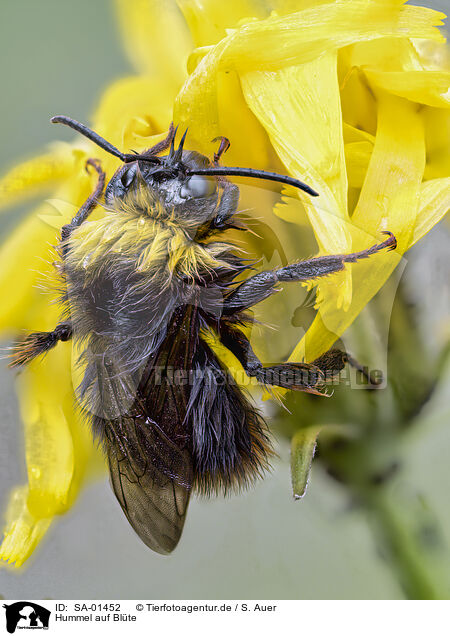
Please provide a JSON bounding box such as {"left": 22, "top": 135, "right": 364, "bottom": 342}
{"left": 104, "top": 143, "right": 220, "bottom": 226}
{"left": 51, "top": 116, "right": 319, "bottom": 230}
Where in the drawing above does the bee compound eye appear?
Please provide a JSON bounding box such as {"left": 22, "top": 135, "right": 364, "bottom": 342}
{"left": 180, "top": 175, "right": 217, "bottom": 199}
{"left": 120, "top": 164, "right": 138, "bottom": 188}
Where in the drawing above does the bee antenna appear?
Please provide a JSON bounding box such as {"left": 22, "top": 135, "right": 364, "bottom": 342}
{"left": 173, "top": 128, "right": 188, "bottom": 164}
{"left": 50, "top": 115, "right": 160, "bottom": 165}
{"left": 186, "top": 166, "right": 319, "bottom": 197}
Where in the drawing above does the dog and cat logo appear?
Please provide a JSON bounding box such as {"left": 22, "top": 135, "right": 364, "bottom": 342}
{"left": 2, "top": 602, "right": 50, "bottom": 633}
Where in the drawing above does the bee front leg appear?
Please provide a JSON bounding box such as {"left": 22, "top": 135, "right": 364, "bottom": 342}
{"left": 141, "top": 122, "right": 176, "bottom": 158}
{"left": 60, "top": 158, "right": 106, "bottom": 254}
{"left": 8, "top": 322, "right": 72, "bottom": 368}
{"left": 218, "top": 321, "right": 355, "bottom": 395}
{"left": 223, "top": 232, "right": 397, "bottom": 313}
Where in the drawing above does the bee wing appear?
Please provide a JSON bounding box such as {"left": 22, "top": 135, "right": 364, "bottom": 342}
{"left": 105, "top": 415, "right": 192, "bottom": 555}
{"left": 91, "top": 305, "right": 198, "bottom": 554}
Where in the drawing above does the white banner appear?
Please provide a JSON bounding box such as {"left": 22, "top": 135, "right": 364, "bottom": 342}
{"left": 1, "top": 599, "right": 448, "bottom": 635}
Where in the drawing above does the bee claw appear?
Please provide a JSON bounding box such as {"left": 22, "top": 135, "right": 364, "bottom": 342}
{"left": 212, "top": 136, "right": 231, "bottom": 165}
{"left": 85, "top": 158, "right": 103, "bottom": 175}
{"left": 381, "top": 230, "right": 397, "bottom": 251}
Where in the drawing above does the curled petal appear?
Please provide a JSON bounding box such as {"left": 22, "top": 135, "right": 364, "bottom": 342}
{"left": 423, "top": 107, "right": 450, "bottom": 180}
{"left": 345, "top": 141, "right": 374, "bottom": 189}
{"left": 176, "top": 0, "right": 268, "bottom": 47}
{"left": 175, "top": 65, "right": 271, "bottom": 167}
{"left": 412, "top": 178, "right": 450, "bottom": 246}
{"left": 91, "top": 76, "right": 175, "bottom": 165}
{"left": 291, "top": 93, "right": 425, "bottom": 362}
{"left": 0, "top": 486, "right": 52, "bottom": 568}
{"left": 223, "top": 2, "right": 445, "bottom": 72}
{"left": 0, "top": 177, "right": 91, "bottom": 333}
{"left": 365, "top": 69, "right": 450, "bottom": 108}
{"left": 18, "top": 350, "right": 75, "bottom": 519}
{"left": 0, "top": 345, "right": 101, "bottom": 566}
{"left": 0, "top": 147, "right": 74, "bottom": 212}
{"left": 242, "top": 55, "right": 353, "bottom": 309}
{"left": 340, "top": 66, "right": 377, "bottom": 135}
{"left": 176, "top": 1, "right": 444, "bottom": 154}
{"left": 115, "top": 0, "right": 192, "bottom": 90}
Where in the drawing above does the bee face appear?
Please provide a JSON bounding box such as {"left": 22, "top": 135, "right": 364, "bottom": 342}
{"left": 105, "top": 150, "right": 220, "bottom": 224}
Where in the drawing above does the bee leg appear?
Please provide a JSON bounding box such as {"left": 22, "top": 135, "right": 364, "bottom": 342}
{"left": 141, "top": 122, "right": 176, "bottom": 158}
{"left": 218, "top": 322, "right": 324, "bottom": 393}
{"left": 223, "top": 232, "right": 397, "bottom": 313}
{"left": 8, "top": 322, "right": 72, "bottom": 368}
{"left": 60, "top": 158, "right": 106, "bottom": 252}
{"left": 312, "top": 349, "right": 382, "bottom": 387}
{"left": 212, "top": 136, "right": 231, "bottom": 165}
{"left": 218, "top": 321, "right": 382, "bottom": 390}
{"left": 218, "top": 321, "right": 357, "bottom": 395}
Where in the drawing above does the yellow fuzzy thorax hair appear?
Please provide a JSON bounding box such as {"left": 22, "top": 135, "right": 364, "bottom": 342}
{"left": 65, "top": 187, "right": 234, "bottom": 282}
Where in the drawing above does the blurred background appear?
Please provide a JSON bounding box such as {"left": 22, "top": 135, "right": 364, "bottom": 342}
{"left": 0, "top": 0, "right": 449, "bottom": 599}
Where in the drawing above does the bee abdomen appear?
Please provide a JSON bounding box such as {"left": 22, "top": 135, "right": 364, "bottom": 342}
{"left": 188, "top": 342, "right": 273, "bottom": 495}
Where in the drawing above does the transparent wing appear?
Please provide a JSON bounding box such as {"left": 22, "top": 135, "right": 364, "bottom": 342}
{"left": 99, "top": 306, "right": 198, "bottom": 554}
{"left": 105, "top": 413, "right": 192, "bottom": 555}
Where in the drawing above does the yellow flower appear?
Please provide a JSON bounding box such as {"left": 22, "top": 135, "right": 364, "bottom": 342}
{"left": 0, "top": 0, "right": 449, "bottom": 566}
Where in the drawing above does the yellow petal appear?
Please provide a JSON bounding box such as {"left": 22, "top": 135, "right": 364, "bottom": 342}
{"left": 345, "top": 140, "right": 374, "bottom": 189}
{"left": 176, "top": 0, "right": 267, "bottom": 47}
{"left": 412, "top": 178, "right": 450, "bottom": 246}
{"left": 176, "top": 2, "right": 444, "bottom": 152}
{"left": 0, "top": 486, "right": 52, "bottom": 568}
{"left": 115, "top": 0, "right": 191, "bottom": 91}
{"left": 90, "top": 76, "right": 175, "bottom": 179}
{"left": 272, "top": 0, "right": 331, "bottom": 14}
{"left": 0, "top": 146, "right": 74, "bottom": 212}
{"left": 365, "top": 69, "right": 450, "bottom": 108}
{"left": 342, "top": 34, "right": 450, "bottom": 113}
{"left": 243, "top": 57, "right": 348, "bottom": 213}
{"left": 223, "top": 2, "right": 445, "bottom": 72}
{"left": 411, "top": 38, "right": 450, "bottom": 71}
{"left": 352, "top": 94, "right": 424, "bottom": 251}
{"left": 291, "top": 93, "right": 425, "bottom": 362}
{"left": 0, "top": 175, "right": 92, "bottom": 333}
{"left": 1, "top": 344, "right": 101, "bottom": 566}
{"left": 340, "top": 65, "right": 377, "bottom": 135}
{"left": 175, "top": 59, "right": 272, "bottom": 167}
{"left": 423, "top": 106, "right": 450, "bottom": 180}
{"left": 24, "top": 344, "right": 100, "bottom": 514}
{"left": 18, "top": 349, "right": 75, "bottom": 518}
{"left": 348, "top": 36, "right": 425, "bottom": 73}
{"left": 242, "top": 55, "right": 353, "bottom": 308}
{"left": 343, "top": 122, "right": 375, "bottom": 145}
{"left": 0, "top": 212, "right": 60, "bottom": 333}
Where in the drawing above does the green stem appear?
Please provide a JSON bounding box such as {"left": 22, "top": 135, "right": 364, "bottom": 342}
{"left": 365, "top": 488, "right": 446, "bottom": 600}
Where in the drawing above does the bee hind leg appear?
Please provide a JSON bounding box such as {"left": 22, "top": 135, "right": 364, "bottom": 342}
{"left": 8, "top": 322, "right": 72, "bottom": 368}
{"left": 218, "top": 321, "right": 380, "bottom": 394}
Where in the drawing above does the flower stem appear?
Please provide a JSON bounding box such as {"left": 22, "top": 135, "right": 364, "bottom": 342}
{"left": 364, "top": 487, "right": 447, "bottom": 600}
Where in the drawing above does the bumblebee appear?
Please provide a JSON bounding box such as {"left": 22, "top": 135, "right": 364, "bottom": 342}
{"left": 9, "top": 116, "right": 397, "bottom": 554}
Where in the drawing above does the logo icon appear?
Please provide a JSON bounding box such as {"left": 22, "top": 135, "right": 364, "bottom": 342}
{"left": 3, "top": 602, "right": 50, "bottom": 633}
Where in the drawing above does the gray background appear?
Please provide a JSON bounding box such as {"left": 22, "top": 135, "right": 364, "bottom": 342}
{"left": 0, "top": 0, "right": 449, "bottom": 599}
